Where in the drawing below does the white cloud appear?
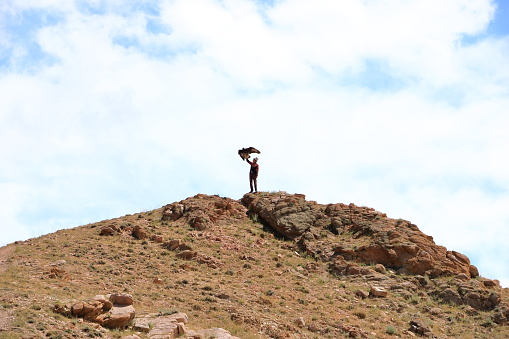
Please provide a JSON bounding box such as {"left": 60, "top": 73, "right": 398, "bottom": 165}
{"left": 0, "top": 0, "right": 508, "bottom": 287}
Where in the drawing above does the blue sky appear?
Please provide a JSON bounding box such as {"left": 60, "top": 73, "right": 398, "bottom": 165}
{"left": 1, "top": 0, "right": 509, "bottom": 287}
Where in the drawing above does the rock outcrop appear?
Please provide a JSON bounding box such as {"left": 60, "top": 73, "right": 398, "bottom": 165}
{"left": 54, "top": 293, "right": 135, "bottom": 329}
{"left": 241, "top": 192, "right": 473, "bottom": 278}
{"left": 162, "top": 194, "right": 246, "bottom": 230}
{"left": 240, "top": 192, "right": 506, "bottom": 312}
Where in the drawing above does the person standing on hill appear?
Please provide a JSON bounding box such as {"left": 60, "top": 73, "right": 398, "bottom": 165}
{"left": 247, "top": 157, "right": 259, "bottom": 193}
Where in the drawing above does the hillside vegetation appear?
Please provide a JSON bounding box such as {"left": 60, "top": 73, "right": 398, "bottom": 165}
{"left": 1, "top": 192, "right": 508, "bottom": 338}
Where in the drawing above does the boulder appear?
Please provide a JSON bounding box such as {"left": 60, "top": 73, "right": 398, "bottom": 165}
{"left": 370, "top": 286, "right": 388, "bottom": 298}
{"left": 469, "top": 265, "right": 479, "bottom": 278}
{"left": 161, "top": 202, "right": 185, "bottom": 221}
{"left": 493, "top": 304, "right": 509, "bottom": 324}
{"left": 355, "top": 289, "right": 369, "bottom": 299}
{"left": 295, "top": 317, "right": 306, "bottom": 328}
{"left": 150, "top": 235, "right": 164, "bottom": 243}
{"left": 176, "top": 250, "right": 197, "bottom": 260}
{"left": 163, "top": 239, "right": 181, "bottom": 251}
{"left": 374, "top": 264, "right": 386, "bottom": 273}
{"left": 93, "top": 295, "right": 113, "bottom": 311}
{"left": 109, "top": 293, "right": 134, "bottom": 306}
{"left": 482, "top": 278, "right": 498, "bottom": 288}
{"left": 99, "top": 226, "right": 117, "bottom": 236}
{"left": 409, "top": 319, "right": 431, "bottom": 335}
{"left": 132, "top": 225, "right": 147, "bottom": 240}
{"left": 98, "top": 305, "right": 135, "bottom": 329}
{"left": 134, "top": 312, "right": 189, "bottom": 338}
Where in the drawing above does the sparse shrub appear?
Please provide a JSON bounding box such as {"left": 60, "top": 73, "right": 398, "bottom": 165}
{"left": 45, "top": 331, "right": 63, "bottom": 339}
{"left": 353, "top": 311, "right": 366, "bottom": 319}
{"left": 298, "top": 299, "right": 308, "bottom": 305}
{"left": 249, "top": 213, "right": 260, "bottom": 223}
{"left": 297, "top": 286, "right": 309, "bottom": 294}
{"left": 410, "top": 295, "right": 420, "bottom": 305}
{"left": 386, "top": 325, "right": 398, "bottom": 335}
{"left": 203, "top": 296, "right": 216, "bottom": 303}
{"left": 481, "top": 318, "right": 495, "bottom": 328}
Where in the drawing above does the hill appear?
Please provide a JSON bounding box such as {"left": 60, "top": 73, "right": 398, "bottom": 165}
{"left": 1, "top": 192, "right": 508, "bottom": 338}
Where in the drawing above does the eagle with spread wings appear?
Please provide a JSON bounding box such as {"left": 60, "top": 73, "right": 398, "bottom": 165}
{"left": 238, "top": 147, "right": 260, "bottom": 161}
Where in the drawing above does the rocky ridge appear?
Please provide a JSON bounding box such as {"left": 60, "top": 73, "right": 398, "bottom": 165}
{"left": 0, "top": 191, "right": 508, "bottom": 338}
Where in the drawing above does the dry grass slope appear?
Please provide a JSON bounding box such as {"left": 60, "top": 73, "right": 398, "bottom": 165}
{"left": 0, "top": 192, "right": 508, "bottom": 338}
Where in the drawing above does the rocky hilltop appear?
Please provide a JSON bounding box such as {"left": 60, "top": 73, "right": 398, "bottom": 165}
{"left": 1, "top": 192, "right": 509, "bottom": 338}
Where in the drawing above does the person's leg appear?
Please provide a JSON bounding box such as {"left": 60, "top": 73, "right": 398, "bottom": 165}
{"left": 249, "top": 174, "right": 254, "bottom": 193}
{"left": 253, "top": 177, "right": 257, "bottom": 192}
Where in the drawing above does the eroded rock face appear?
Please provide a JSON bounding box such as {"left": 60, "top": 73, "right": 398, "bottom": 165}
{"left": 239, "top": 192, "right": 506, "bottom": 311}
{"left": 241, "top": 192, "right": 471, "bottom": 278}
{"left": 162, "top": 194, "right": 247, "bottom": 230}
{"left": 241, "top": 192, "right": 323, "bottom": 239}
{"left": 429, "top": 280, "right": 502, "bottom": 310}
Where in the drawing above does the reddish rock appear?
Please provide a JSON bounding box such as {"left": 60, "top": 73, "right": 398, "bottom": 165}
{"left": 370, "top": 286, "right": 388, "bottom": 298}
{"left": 71, "top": 302, "right": 85, "bottom": 316}
{"left": 163, "top": 239, "right": 181, "bottom": 251}
{"left": 99, "top": 305, "right": 135, "bottom": 329}
{"left": 161, "top": 195, "right": 247, "bottom": 230}
{"left": 55, "top": 294, "right": 136, "bottom": 330}
{"left": 482, "top": 278, "right": 498, "bottom": 287}
{"left": 355, "top": 289, "right": 369, "bottom": 299}
{"left": 241, "top": 192, "right": 472, "bottom": 278}
{"left": 150, "top": 235, "right": 164, "bottom": 243}
{"left": 374, "top": 264, "right": 386, "bottom": 273}
{"left": 93, "top": 295, "right": 113, "bottom": 311}
{"left": 295, "top": 317, "right": 306, "bottom": 328}
{"left": 469, "top": 265, "right": 480, "bottom": 278}
{"left": 161, "top": 202, "right": 185, "bottom": 221}
{"left": 409, "top": 319, "right": 431, "bottom": 335}
{"left": 109, "top": 293, "right": 134, "bottom": 306}
{"left": 241, "top": 192, "right": 321, "bottom": 239}
{"left": 132, "top": 225, "right": 147, "bottom": 240}
{"left": 134, "top": 312, "right": 189, "bottom": 338}
{"left": 176, "top": 250, "right": 197, "bottom": 260}
{"left": 82, "top": 302, "right": 104, "bottom": 322}
{"left": 99, "top": 226, "right": 116, "bottom": 236}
